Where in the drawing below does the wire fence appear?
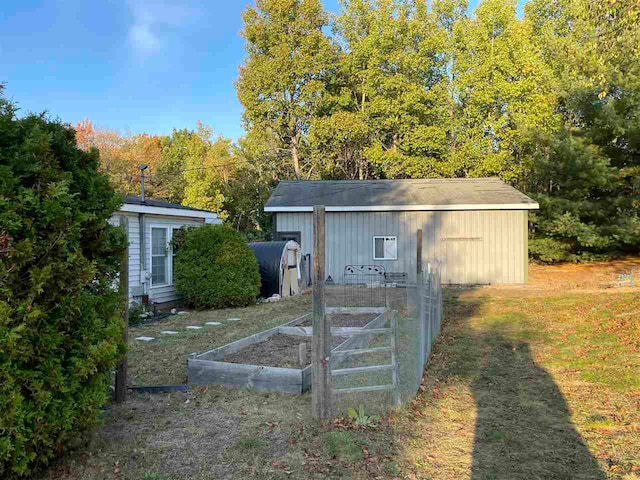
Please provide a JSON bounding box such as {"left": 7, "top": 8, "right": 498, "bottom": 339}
{"left": 328, "top": 261, "right": 444, "bottom": 414}
{"left": 341, "top": 265, "right": 387, "bottom": 307}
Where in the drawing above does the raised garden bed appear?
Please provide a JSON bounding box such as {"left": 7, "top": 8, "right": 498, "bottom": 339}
{"left": 223, "top": 333, "right": 346, "bottom": 368}
{"left": 187, "top": 307, "right": 388, "bottom": 394}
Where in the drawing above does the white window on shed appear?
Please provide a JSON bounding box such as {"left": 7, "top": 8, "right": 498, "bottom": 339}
{"left": 373, "top": 236, "right": 397, "bottom": 260}
{"left": 151, "top": 227, "right": 168, "bottom": 286}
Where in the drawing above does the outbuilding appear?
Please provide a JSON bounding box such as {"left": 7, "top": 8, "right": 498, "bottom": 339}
{"left": 265, "top": 178, "right": 538, "bottom": 284}
{"left": 111, "top": 196, "right": 221, "bottom": 305}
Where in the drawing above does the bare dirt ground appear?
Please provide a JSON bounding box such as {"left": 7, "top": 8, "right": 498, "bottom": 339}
{"left": 301, "top": 313, "right": 378, "bottom": 327}
{"left": 223, "top": 333, "right": 346, "bottom": 368}
{"left": 48, "top": 260, "right": 640, "bottom": 480}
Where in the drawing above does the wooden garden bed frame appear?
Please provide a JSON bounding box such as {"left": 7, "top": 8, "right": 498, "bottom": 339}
{"left": 187, "top": 307, "right": 388, "bottom": 394}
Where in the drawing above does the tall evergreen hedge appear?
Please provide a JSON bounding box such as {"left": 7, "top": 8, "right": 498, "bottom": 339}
{"left": 0, "top": 92, "right": 126, "bottom": 478}
{"left": 173, "top": 224, "right": 261, "bottom": 309}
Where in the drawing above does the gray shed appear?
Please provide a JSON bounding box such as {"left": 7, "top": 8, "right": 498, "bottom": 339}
{"left": 265, "top": 178, "right": 538, "bottom": 285}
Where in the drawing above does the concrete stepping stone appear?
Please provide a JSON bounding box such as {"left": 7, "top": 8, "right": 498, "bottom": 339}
{"left": 135, "top": 336, "right": 155, "bottom": 342}
{"left": 161, "top": 330, "right": 179, "bottom": 335}
{"left": 186, "top": 326, "right": 203, "bottom": 330}
{"left": 205, "top": 322, "right": 221, "bottom": 326}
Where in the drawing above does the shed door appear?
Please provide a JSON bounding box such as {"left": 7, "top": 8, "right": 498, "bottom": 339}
{"left": 276, "top": 231, "right": 301, "bottom": 247}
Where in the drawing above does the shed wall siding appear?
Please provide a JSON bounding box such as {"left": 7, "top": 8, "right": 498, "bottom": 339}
{"left": 276, "top": 210, "right": 528, "bottom": 284}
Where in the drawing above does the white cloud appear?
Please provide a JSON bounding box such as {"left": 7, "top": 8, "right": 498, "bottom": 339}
{"left": 127, "top": 0, "right": 195, "bottom": 56}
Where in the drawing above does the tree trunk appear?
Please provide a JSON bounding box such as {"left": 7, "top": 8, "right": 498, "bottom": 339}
{"left": 291, "top": 135, "right": 301, "bottom": 180}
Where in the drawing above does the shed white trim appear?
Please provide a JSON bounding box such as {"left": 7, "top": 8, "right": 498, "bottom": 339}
{"left": 120, "top": 203, "right": 221, "bottom": 222}
{"left": 265, "top": 203, "right": 539, "bottom": 213}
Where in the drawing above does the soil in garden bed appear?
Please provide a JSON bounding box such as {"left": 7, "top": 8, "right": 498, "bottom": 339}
{"left": 300, "top": 313, "right": 378, "bottom": 328}
{"left": 223, "top": 334, "right": 346, "bottom": 368}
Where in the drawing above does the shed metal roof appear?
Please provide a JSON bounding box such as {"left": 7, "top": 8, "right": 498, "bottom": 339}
{"left": 264, "top": 178, "right": 538, "bottom": 212}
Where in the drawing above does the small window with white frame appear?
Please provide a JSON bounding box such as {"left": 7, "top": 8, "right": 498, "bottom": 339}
{"left": 373, "top": 236, "right": 397, "bottom": 260}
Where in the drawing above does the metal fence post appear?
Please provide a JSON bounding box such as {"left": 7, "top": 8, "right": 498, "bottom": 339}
{"left": 426, "top": 264, "right": 433, "bottom": 358}
{"left": 391, "top": 311, "right": 401, "bottom": 405}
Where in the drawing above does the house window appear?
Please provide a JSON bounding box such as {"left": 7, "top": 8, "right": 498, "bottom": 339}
{"left": 151, "top": 227, "right": 168, "bottom": 286}
{"left": 373, "top": 236, "right": 397, "bottom": 260}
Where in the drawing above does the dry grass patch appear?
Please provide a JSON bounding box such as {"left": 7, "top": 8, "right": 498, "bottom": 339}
{"left": 396, "top": 289, "right": 640, "bottom": 479}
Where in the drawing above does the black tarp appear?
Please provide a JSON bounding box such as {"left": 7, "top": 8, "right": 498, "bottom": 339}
{"left": 249, "top": 241, "right": 289, "bottom": 298}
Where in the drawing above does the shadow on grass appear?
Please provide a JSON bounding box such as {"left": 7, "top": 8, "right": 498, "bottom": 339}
{"left": 470, "top": 328, "right": 604, "bottom": 479}
{"left": 406, "top": 290, "right": 605, "bottom": 479}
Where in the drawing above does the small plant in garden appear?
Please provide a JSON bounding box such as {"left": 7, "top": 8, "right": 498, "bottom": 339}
{"left": 172, "top": 224, "right": 261, "bottom": 309}
{"left": 237, "top": 438, "right": 264, "bottom": 450}
{"left": 347, "top": 405, "right": 380, "bottom": 427}
{"left": 326, "top": 431, "right": 363, "bottom": 462}
{"left": 143, "top": 473, "right": 168, "bottom": 480}
{"left": 128, "top": 302, "right": 146, "bottom": 326}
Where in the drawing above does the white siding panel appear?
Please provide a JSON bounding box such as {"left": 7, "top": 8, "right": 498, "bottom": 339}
{"left": 109, "top": 212, "right": 142, "bottom": 299}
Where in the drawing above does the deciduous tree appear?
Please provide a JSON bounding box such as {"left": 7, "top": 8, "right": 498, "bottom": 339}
{"left": 236, "top": 0, "right": 338, "bottom": 179}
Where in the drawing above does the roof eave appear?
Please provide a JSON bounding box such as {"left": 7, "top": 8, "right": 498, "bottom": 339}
{"left": 265, "top": 203, "right": 539, "bottom": 213}
{"left": 120, "top": 203, "right": 221, "bottom": 221}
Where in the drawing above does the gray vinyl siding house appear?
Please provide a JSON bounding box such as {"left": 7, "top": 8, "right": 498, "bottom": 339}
{"left": 265, "top": 179, "right": 538, "bottom": 285}
{"left": 111, "top": 196, "right": 221, "bottom": 305}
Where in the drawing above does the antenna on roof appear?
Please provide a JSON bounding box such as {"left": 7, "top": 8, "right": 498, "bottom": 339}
{"left": 139, "top": 164, "right": 148, "bottom": 202}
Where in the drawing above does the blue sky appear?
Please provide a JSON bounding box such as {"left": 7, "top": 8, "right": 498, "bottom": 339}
{"left": 1, "top": 0, "right": 493, "bottom": 141}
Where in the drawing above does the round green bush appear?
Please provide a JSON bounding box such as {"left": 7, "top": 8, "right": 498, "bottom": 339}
{"left": 0, "top": 93, "right": 126, "bottom": 478}
{"left": 173, "top": 224, "right": 261, "bottom": 309}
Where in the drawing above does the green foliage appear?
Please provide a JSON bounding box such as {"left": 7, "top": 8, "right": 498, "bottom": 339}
{"left": 450, "top": 0, "right": 559, "bottom": 183}
{"left": 328, "top": 0, "right": 453, "bottom": 179}
{"left": 220, "top": 130, "right": 281, "bottom": 235}
{"left": 173, "top": 225, "right": 261, "bottom": 309}
{"left": 181, "top": 125, "right": 233, "bottom": 218}
{"left": 236, "top": 0, "right": 338, "bottom": 179}
{"left": 525, "top": 0, "right": 640, "bottom": 261}
{"left": 143, "top": 473, "right": 168, "bottom": 480}
{"left": 237, "top": 438, "right": 264, "bottom": 450}
{"left": 0, "top": 90, "right": 126, "bottom": 478}
{"left": 326, "top": 431, "right": 363, "bottom": 461}
{"left": 128, "top": 303, "right": 146, "bottom": 327}
{"left": 347, "top": 404, "right": 380, "bottom": 427}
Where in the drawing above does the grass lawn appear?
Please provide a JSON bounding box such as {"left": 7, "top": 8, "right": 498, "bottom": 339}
{"left": 50, "top": 262, "right": 640, "bottom": 479}
{"left": 396, "top": 288, "right": 640, "bottom": 479}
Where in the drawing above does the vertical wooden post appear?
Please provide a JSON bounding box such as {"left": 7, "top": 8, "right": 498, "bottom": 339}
{"left": 115, "top": 216, "right": 129, "bottom": 403}
{"left": 312, "top": 205, "right": 331, "bottom": 419}
{"left": 417, "top": 229, "right": 425, "bottom": 369}
{"left": 416, "top": 229, "right": 423, "bottom": 275}
{"left": 299, "top": 342, "right": 307, "bottom": 368}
